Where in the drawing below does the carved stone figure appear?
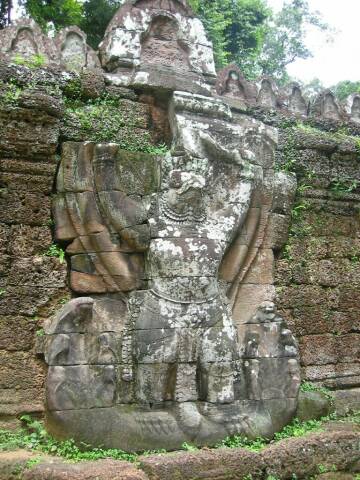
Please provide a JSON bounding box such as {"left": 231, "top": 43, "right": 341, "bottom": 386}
{"left": 46, "top": 88, "right": 300, "bottom": 451}
{"left": 99, "top": 0, "right": 216, "bottom": 94}
{"left": 12, "top": 27, "right": 38, "bottom": 57}
{"left": 28, "top": 0, "right": 302, "bottom": 452}
{"left": 216, "top": 64, "right": 258, "bottom": 109}
{"left": 351, "top": 96, "right": 360, "bottom": 122}
{"left": 344, "top": 93, "right": 360, "bottom": 123}
{"left": 311, "top": 90, "right": 342, "bottom": 121}
{"left": 257, "top": 78, "right": 277, "bottom": 108}
{"left": 288, "top": 84, "right": 308, "bottom": 116}
{"left": 0, "top": 19, "right": 59, "bottom": 65}
{"left": 140, "top": 15, "right": 189, "bottom": 71}
{"left": 55, "top": 27, "right": 101, "bottom": 71}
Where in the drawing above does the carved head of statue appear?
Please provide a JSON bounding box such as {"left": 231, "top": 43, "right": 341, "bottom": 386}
{"left": 256, "top": 301, "right": 276, "bottom": 323}
{"left": 166, "top": 170, "right": 205, "bottom": 210}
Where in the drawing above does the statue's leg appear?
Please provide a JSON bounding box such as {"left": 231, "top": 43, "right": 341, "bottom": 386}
{"left": 199, "top": 319, "right": 237, "bottom": 404}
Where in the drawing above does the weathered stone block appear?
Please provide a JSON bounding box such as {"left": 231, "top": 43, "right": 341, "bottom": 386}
{"left": 0, "top": 315, "right": 38, "bottom": 351}
{"left": 296, "top": 390, "right": 333, "bottom": 422}
{"left": 7, "top": 256, "right": 67, "bottom": 288}
{"left": 281, "top": 305, "right": 334, "bottom": 336}
{"left": 0, "top": 223, "right": 10, "bottom": 253}
{"left": 0, "top": 108, "right": 59, "bottom": 158}
{"left": 0, "top": 351, "right": 44, "bottom": 390}
{"left": 8, "top": 225, "right": 52, "bottom": 256}
{"left": 333, "top": 388, "right": 360, "bottom": 416}
{"left": 277, "top": 285, "right": 339, "bottom": 310}
{"left": 23, "top": 459, "right": 148, "bottom": 480}
{"left": 0, "top": 286, "right": 62, "bottom": 317}
{"left": 303, "top": 363, "right": 360, "bottom": 385}
{"left": 242, "top": 249, "right": 274, "bottom": 285}
{"left": 0, "top": 191, "right": 51, "bottom": 225}
{"left": 93, "top": 146, "right": 161, "bottom": 195}
{"left": 0, "top": 387, "right": 44, "bottom": 415}
{"left": 299, "top": 334, "right": 337, "bottom": 366}
{"left": 71, "top": 252, "right": 144, "bottom": 278}
{"left": 47, "top": 365, "right": 116, "bottom": 410}
{"left": 70, "top": 271, "right": 143, "bottom": 293}
{"left": 263, "top": 213, "right": 291, "bottom": 250}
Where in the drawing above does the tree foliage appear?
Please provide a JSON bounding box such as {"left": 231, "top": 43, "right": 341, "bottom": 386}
{"left": 188, "top": 0, "right": 270, "bottom": 73}
{"left": 189, "top": 0, "right": 331, "bottom": 82}
{"left": 258, "top": 0, "right": 330, "bottom": 82}
{"left": 0, "top": 0, "right": 12, "bottom": 29}
{"left": 81, "top": 0, "right": 121, "bottom": 50}
{"left": 331, "top": 80, "right": 360, "bottom": 101}
{"left": 19, "top": 0, "right": 83, "bottom": 32}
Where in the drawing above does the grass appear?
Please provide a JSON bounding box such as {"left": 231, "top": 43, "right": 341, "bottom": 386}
{"left": 0, "top": 416, "right": 137, "bottom": 463}
{"left": 0, "top": 412, "right": 359, "bottom": 466}
{"left": 300, "top": 381, "right": 335, "bottom": 404}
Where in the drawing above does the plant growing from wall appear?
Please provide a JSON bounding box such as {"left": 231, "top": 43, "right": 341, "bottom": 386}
{"left": 300, "top": 381, "right": 334, "bottom": 405}
{"left": 12, "top": 53, "right": 46, "bottom": 68}
{"left": 43, "top": 245, "right": 65, "bottom": 264}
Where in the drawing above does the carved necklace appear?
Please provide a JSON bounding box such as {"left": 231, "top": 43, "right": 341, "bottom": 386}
{"left": 160, "top": 195, "right": 206, "bottom": 224}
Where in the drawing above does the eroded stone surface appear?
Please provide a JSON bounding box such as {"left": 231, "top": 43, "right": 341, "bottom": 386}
{"left": 0, "top": 18, "right": 59, "bottom": 65}
{"left": 45, "top": 89, "right": 300, "bottom": 450}
{"left": 99, "top": 0, "right": 216, "bottom": 93}
{"left": 55, "top": 26, "right": 100, "bottom": 71}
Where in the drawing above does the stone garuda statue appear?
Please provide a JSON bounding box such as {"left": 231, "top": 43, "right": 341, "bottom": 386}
{"left": 45, "top": 91, "right": 300, "bottom": 451}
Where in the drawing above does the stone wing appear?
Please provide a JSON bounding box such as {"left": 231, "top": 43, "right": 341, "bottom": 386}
{"left": 53, "top": 141, "right": 160, "bottom": 294}
{"left": 219, "top": 133, "right": 297, "bottom": 325}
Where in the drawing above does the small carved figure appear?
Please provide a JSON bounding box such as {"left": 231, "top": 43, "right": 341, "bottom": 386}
{"left": 351, "top": 96, "right": 360, "bottom": 122}
{"left": 323, "top": 93, "right": 340, "bottom": 120}
{"left": 288, "top": 358, "right": 301, "bottom": 398}
{"left": 140, "top": 15, "right": 189, "bottom": 71}
{"left": 11, "top": 27, "right": 38, "bottom": 57}
{"left": 225, "top": 71, "right": 245, "bottom": 97}
{"left": 289, "top": 86, "right": 307, "bottom": 116}
{"left": 258, "top": 79, "right": 277, "bottom": 108}
{"left": 61, "top": 32, "right": 86, "bottom": 69}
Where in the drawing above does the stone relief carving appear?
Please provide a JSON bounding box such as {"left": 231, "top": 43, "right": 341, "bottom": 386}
{"left": 216, "top": 64, "right": 258, "bottom": 109}
{"left": 55, "top": 26, "right": 101, "bottom": 71}
{"left": 99, "top": 0, "right": 216, "bottom": 94}
{"left": 46, "top": 89, "right": 300, "bottom": 451}
{"left": 0, "top": 19, "right": 99, "bottom": 70}
{"left": 283, "top": 83, "right": 308, "bottom": 116}
{"left": 0, "top": 19, "right": 59, "bottom": 64}
{"left": 140, "top": 15, "right": 190, "bottom": 71}
{"left": 345, "top": 93, "right": 360, "bottom": 123}
{"left": 257, "top": 78, "right": 278, "bottom": 109}
{"left": 311, "top": 90, "right": 343, "bottom": 121}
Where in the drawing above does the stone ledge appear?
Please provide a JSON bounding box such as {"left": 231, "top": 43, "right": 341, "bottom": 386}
{"left": 140, "top": 428, "right": 360, "bottom": 480}
{"left": 0, "top": 425, "right": 359, "bottom": 479}
{"left": 0, "top": 456, "right": 148, "bottom": 480}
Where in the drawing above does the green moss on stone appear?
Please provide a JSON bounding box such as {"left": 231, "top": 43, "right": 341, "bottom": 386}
{"left": 62, "top": 95, "right": 165, "bottom": 153}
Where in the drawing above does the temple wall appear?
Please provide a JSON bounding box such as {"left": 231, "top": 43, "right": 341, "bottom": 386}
{"left": 275, "top": 124, "right": 360, "bottom": 391}
{"left": 0, "top": 62, "right": 359, "bottom": 427}
{"left": 0, "top": 65, "right": 165, "bottom": 428}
